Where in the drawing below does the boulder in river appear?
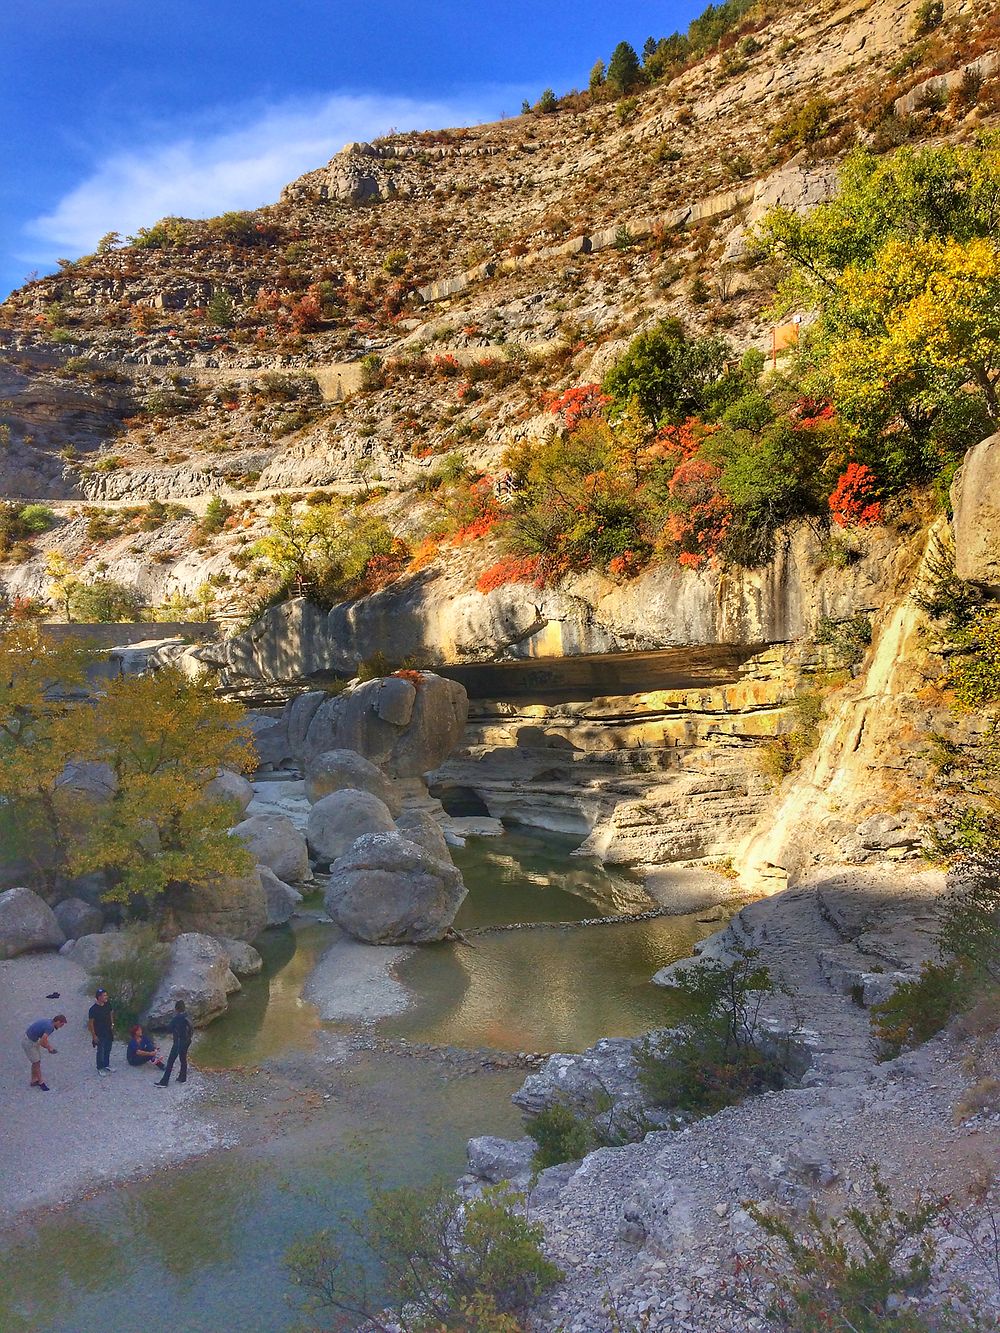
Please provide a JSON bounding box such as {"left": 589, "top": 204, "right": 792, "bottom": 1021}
{"left": 145, "top": 932, "right": 241, "bottom": 1029}
{"left": 394, "top": 809, "right": 451, "bottom": 862}
{"left": 231, "top": 813, "right": 310, "bottom": 884}
{"left": 161, "top": 869, "right": 268, "bottom": 943}
{"left": 258, "top": 864, "right": 302, "bottom": 927}
{"left": 306, "top": 789, "right": 396, "bottom": 865}
{"left": 0, "top": 887, "right": 66, "bottom": 959}
{"left": 324, "top": 831, "right": 467, "bottom": 944}
{"left": 217, "top": 936, "right": 264, "bottom": 977}
{"left": 304, "top": 748, "right": 400, "bottom": 811}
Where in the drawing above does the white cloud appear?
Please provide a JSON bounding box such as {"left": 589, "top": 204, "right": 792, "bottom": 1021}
{"left": 22, "top": 89, "right": 516, "bottom": 263}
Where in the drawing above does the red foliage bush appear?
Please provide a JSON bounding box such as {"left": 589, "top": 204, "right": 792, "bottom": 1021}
{"left": 545, "top": 384, "right": 610, "bottom": 432}
{"left": 476, "top": 554, "right": 548, "bottom": 594}
{"left": 433, "top": 354, "right": 462, "bottom": 378}
{"left": 829, "top": 463, "right": 883, "bottom": 528}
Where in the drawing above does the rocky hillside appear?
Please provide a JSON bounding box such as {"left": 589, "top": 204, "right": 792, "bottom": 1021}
{"left": 0, "top": 0, "right": 996, "bottom": 613}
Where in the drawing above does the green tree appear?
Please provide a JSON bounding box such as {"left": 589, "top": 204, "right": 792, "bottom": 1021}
{"left": 69, "top": 579, "right": 143, "bottom": 623}
{"left": 602, "top": 319, "right": 733, "bottom": 426}
{"left": 588, "top": 58, "right": 606, "bottom": 92}
{"left": 207, "top": 288, "right": 236, "bottom": 328}
{"left": 606, "top": 41, "right": 643, "bottom": 96}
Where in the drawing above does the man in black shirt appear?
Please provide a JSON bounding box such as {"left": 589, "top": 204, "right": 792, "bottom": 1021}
{"left": 155, "top": 1000, "right": 193, "bottom": 1087}
{"left": 87, "top": 988, "right": 115, "bottom": 1077}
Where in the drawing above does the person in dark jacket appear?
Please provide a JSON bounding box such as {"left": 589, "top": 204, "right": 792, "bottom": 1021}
{"left": 87, "top": 988, "right": 115, "bottom": 1077}
{"left": 155, "top": 1001, "right": 193, "bottom": 1087}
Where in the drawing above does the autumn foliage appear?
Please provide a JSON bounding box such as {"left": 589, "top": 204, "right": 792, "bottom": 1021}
{"left": 829, "top": 463, "right": 884, "bottom": 528}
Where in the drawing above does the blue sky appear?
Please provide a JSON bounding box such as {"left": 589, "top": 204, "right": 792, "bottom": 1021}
{"left": 0, "top": 2, "right": 703, "bottom": 300}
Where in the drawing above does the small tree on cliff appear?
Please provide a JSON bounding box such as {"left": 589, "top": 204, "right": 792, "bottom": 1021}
{"left": 606, "top": 41, "right": 643, "bottom": 96}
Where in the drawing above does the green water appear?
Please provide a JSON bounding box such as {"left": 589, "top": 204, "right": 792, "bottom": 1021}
{"left": 0, "top": 1056, "right": 523, "bottom": 1333}
{"left": 0, "top": 829, "right": 721, "bottom": 1333}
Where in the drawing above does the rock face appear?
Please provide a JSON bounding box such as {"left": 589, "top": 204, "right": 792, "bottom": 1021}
{"left": 324, "top": 831, "right": 467, "bottom": 944}
{"left": 952, "top": 432, "right": 1000, "bottom": 586}
{"left": 304, "top": 748, "right": 400, "bottom": 811}
{"left": 242, "top": 672, "right": 470, "bottom": 778}
{"left": 231, "top": 813, "right": 310, "bottom": 884}
{"left": 204, "top": 768, "right": 255, "bottom": 814}
{"left": 258, "top": 864, "right": 302, "bottom": 927}
{"left": 53, "top": 896, "right": 104, "bottom": 941}
{"left": 161, "top": 870, "right": 268, "bottom": 943}
{"left": 145, "top": 932, "right": 241, "bottom": 1029}
{"left": 306, "top": 789, "right": 397, "bottom": 864}
{"left": 0, "top": 887, "right": 66, "bottom": 958}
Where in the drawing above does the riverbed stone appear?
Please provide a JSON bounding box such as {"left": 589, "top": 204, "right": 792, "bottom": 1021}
{"left": 232, "top": 813, "right": 310, "bottom": 884}
{"left": 145, "top": 932, "right": 241, "bottom": 1029}
{"left": 0, "top": 887, "right": 66, "bottom": 959}
{"left": 161, "top": 869, "right": 268, "bottom": 943}
{"left": 307, "top": 789, "right": 397, "bottom": 864}
{"left": 324, "top": 831, "right": 467, "bottom": 944}
{"left": 217, "top": 936, "right": 264, "bottom": 977}
{"left": 53, "top": 896, "right": 104, "bottom": 941}
{"left": 258, "top": 864, "right": 302, "bottom": 926}
{"left": 204, "top": 768, "right": 255, "bottom": 814}
{"left": 304, "top": 748, "right": 400, "bottom": 812}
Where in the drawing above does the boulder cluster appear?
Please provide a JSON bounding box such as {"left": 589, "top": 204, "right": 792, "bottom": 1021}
{"left": 0, "top": 671, "right": 470, "bottom": 1028}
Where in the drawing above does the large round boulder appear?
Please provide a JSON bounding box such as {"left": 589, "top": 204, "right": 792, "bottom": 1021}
{"left": 145, "top": 933, "right": 241, "bottom": 1029}
{"left": 394, "top": 809, "right": 451, "bottom": 862}
{"left": 258, "top": 864, "right": 303, "bottom": 927}
{"left": 59, "top": 930, "right": 131, "bottom": 973}
{"left": 324, "top": 831, "right": 467, "bottom": 944}
{"left": 161, "top": 869, "right": 268, "bottom": 943}
{"left": 53, "top": 896, "right": 104, "bottom": 941}
{"left": 306, "top": 789, "right": 396, "bottom": 865}
{"left": 304, "top": 749, "right": 399, "bottom": 811}
{"left": 0, "top": 887, "right": 66, "bottom": 959}
{"left": 231, "top": 813, "right": 309, "bottom": 884}
{"left": 204, "top": 768, "right": 254, "bottom": 814}
{"left": 300, "top": 673, "right": 469, "bottom": 777}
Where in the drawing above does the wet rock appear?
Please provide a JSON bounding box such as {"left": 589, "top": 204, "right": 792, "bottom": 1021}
{"left": 258, "top": 864, "right": 302, "bottom": 927}
{"left": 0, "top": 887, "right": 66, "bottom": 959}
{"left": 324, "top": 831, "right": 467, "bottom": 944}
{"left": 145, "top": 932, "right": 241, "bottom": 1029}
{"left": 306, "top": 789, "right": 396, "bottom": 865}
{"left": 53, "top": 896, "right": 104, "bottom": 941}
{"left": 217, "top": 936, "right": 263, "bottom": 977}
{"left": 232, "top": 813, "right": 310, "bottom": 884}
{"left": 304, "top": 747, "right": 399, "bottom": 811}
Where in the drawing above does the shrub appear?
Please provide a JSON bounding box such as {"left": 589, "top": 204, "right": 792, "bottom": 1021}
{"left": 770, "top": 96, "right": 834, "bottom": 149}
{"left": 69, "top": 579, "right": 143, "bottom": 623}
{"left": 285, "top": 1181, "right": 562, "bottom": 1331}
{"left": 870, "top": 961, "right": 967, "bottom": 1058}
{"left": 912, "top": 0, "right": 944, "bottom": 37}
{"left": 197, "top": 495, "right": 233, "bottom": 539}
{"left": 86, "top": 924, "right": 168, "bottom": 1029}
{"left": 15, "top": 504, "right": 57, "bottom": 535}
{"left": 950, "top": 611, "right": 1000, "bottom": 710}
{"left": 527, "top": 1102, "right": 599, "bottom": 1169}
{"left": 637, "top": 946, "right": 785, "bottom": 1116}
{"left": 759, "top": 690, "right": 826, "bottom": 782}
{"left": 747, "top": 1171, "right": 953, "bottom": 1333}
{"left": 829, "top": 463, "right": 883, "bottom": 528}
{"left": 356, "top": 649, "right": 393, "bottom": 681}
{"left": 382, "top": 248, "right": 408, "bottom": 276}
{"left": 815, "top": 614, "right": 872, "bottom": 666}
{"left": 534, "top": 88, "right": 558, "bottom": 114}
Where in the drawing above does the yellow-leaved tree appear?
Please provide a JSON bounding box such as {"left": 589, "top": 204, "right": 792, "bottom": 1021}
{"left": 0, "top": 623, "right": 255, "bottom": 910}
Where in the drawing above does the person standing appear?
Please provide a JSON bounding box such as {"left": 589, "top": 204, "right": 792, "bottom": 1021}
{"left": 22, "top": 1015, "right": 67, "bottom": 1090}
{"left": 87, "top": 987, "right": 115, "bottom": 1077}
{"left": 155, "top": 1000, "right": 193, "bottom": 1087}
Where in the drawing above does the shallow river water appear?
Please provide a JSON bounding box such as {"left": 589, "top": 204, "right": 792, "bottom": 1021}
{"left": 0, "top": 829, "right": 721, "bottom": 1332}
